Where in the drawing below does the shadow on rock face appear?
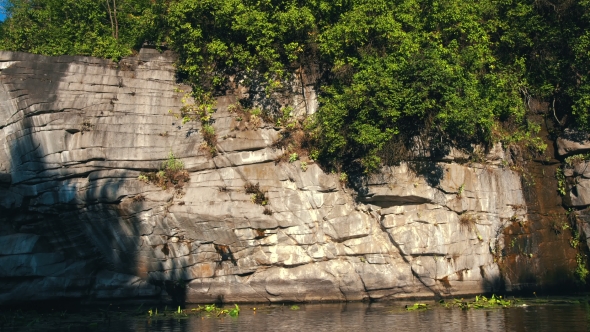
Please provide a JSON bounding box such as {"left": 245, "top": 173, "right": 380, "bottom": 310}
{"left": 408, "top": 161, "right": 444, "bottom": 187}
{"left": 0, "top": 50, "right": 201, "bottom": 306}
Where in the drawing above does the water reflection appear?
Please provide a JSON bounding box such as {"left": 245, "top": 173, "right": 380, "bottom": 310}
{"left": 103, "top": 302, "right": 589, "bottom": 332}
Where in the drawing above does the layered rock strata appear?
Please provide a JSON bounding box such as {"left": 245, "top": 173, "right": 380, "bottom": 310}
{"left": 0, "top": 49, "right": 565, "bottom": 304}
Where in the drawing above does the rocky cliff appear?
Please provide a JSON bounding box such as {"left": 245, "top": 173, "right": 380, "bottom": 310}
{"left": 0, "top": 49, "right": 585, "bottom": 305}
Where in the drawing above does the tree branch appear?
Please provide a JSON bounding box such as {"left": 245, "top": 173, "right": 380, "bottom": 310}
{"left": 113, "top": 0, "right": 118, "bottom": 40}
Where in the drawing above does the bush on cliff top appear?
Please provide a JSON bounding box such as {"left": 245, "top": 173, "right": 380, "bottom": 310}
{"left": 1, "top": 0, "right": 590, "bottom": 172}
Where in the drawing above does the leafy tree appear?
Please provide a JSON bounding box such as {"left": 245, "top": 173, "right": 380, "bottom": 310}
{"left": 0, "top": 0, "right": 162, "bottom": 60}
{"left": 314, "top": 0, "right": 528, "bottom": 171}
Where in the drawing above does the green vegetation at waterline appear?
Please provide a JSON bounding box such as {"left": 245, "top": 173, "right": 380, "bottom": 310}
{"left": 0, "top": 303, "right": 241, "bottom": 330}
{"left": 3, "top": 1, "right": 590, "bottom": 172}
{"left": 402, "top": 294, "right": 590, "bottom": 312}
{"left": 148, "top": 304, "right": 240, "bottom": 318}
{"left": 404, "top": 294, "right": 514, "bottom": 311}
{"left": 439, "top": 294, "right": 514, "bottom": 310}
{"left": 405, "top": 303, "right": 429, "bottom": 311}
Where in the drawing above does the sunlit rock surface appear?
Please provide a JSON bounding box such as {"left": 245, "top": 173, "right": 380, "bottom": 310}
{"left": 0, "top": 49, "right": 571, "bottom": 305}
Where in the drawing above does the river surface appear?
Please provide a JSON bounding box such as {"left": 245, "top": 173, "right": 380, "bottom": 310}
{"left": 3, "top": 299, "right": 590, "bottom": 331}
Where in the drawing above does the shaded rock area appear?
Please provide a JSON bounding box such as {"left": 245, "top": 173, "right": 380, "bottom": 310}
{"left": 0, "top": 50, "right": 583, "bottom": 305}
{"left": 557, "top": 129, "right": 590, "bottom": 157}
{"left": 500, "top": 121, "right": 580, "bottom": 293}
{"left": 558, "top": 129, "right": 590, "bottom": 252}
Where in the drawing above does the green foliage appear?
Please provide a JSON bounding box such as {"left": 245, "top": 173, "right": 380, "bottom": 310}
{"left": 138, "top": 151, "right": 189, "bottom": 190}
{"left": 0, "top": 0, "right": 165, "bottom": 60}
{"left": 457, "top": 184, "right": 465, "bottom": 198}
{"left": 405, "top": 303, "right": 428, "bottom": 311}
{"left": 556, "top": 172, "right": 567, "bottom": 196}
{"left": 162, "top": 151, "right": 184, "bottom": 172}
{"left": 575, "top": 254, "right": 589, "bottom": 284}
{"left": 147, "top": 303, "right": 240, "bottom": 318}
{"left": 565, "top": 153, "right": 590, "bottom": 167}
{"left": 164, "top": 0, "right": 316, "bottom": 94}
{"left": 314, "top": 0, "right": 533, "bottom": 171}
{"left": 300, "top": 161, "right": 308, "bottom": 172}
{"left": 229, "top": 304, "right": 240, "bottom": 317}
{"left": 339, "top": 172, "right": 348, "bottom": 183}
{"left": 289, "top": 153, "right": 299, "bottom": 163}
{"left": 171, "top": 92, "right": 218, "bottom": 156}
{"left": 570, "top": 229, "right": 580, "bottom": 249}
{"left": 245, "top": 182, "right": 268, "bottom": 206}
{"left": 440, "top": 294, "right": 514, "bottom": 309}
{"left": 6, "top": 0, "right": 590, "bottom": 172}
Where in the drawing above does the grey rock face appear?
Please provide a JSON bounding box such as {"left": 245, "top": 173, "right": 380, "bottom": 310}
{"left": 0, "top": 49, "right": 526, "bottom": 304}
{"left": 557, "top": 129, "right": 590, "bottom": 157}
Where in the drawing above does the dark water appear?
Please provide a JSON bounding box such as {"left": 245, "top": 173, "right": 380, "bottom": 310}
{"left": 4, "top": 300, "right": 590, "bottom": 332}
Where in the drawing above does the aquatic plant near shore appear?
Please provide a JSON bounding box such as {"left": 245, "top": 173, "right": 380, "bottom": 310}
{"left": 440, "top": 294, "right": 514, "bottom": 310}
{"left": 146, "top": 304, "right": 240, "bottom": 319}
{"left": 405, "top": 303, "right": 428, "bottom": 311}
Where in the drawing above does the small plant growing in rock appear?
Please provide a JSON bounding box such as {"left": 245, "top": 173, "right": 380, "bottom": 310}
{"left": 169, "top": 93, "right": 218, "bottom": 157}
{"left": 200, "top": 124, "right": 217, "bottom": 156}
{"left": 556, "top": 168, "right": 566, "bottom": 196}
{"left": 162, "top": 151, "right": 185, "bottom": 172}
{"left": 289, "top": 152, "right": 299, "bottom": 163}
{"left": 263, "top": 207, "right": 273, "bottom": 215}
{"left": 81, "top": 121, "right": 94, "bottom": 134}
{"left": 251, "top": 194, "right": 268, "bottom": 205}
{"left": 570, "top": 229, "right": 580, "bottom": 248}
{"left": 138, "top": 152, "right": 190, "bottom": 190}
{"left": 228, "top": 102, "right": 240, "bottom": 113}
{"left": 457, "top": 183, "right": 465, "bottom": 198}
{"left": 565, "top": 153, "right": 590, "bottom": 167}
{"left": 300, "top": 161, "right": 308, "bottom": 172}
{"left": 244, "top": 182, "right": 260, "bottom": 194}
{"left": 459, "top": 213, "right": 476, "bottom": 231}
{"left": 339, "top": 172, "right": 348, "bottom": 184}
{"left": 248, "top": 108, "right": 262, "bottom": 127}
{"left": 310, "top": 149, "right": 319, "bottom": 161}
{"left": 245, "top": 182, "right": 268, "bottom": 206}
{"left": 575, "top": 254, "right": 589, "bottom": 284}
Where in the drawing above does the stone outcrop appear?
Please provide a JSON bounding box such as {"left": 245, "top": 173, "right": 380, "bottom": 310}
{"left": 558, "top": 129, "right": 590, "bottom": 251}
{"left": 0, "top": 49, "right": 580, "bottom": 305}
{"left": 557, "top": 129, "right": 590, "bottom": 157}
